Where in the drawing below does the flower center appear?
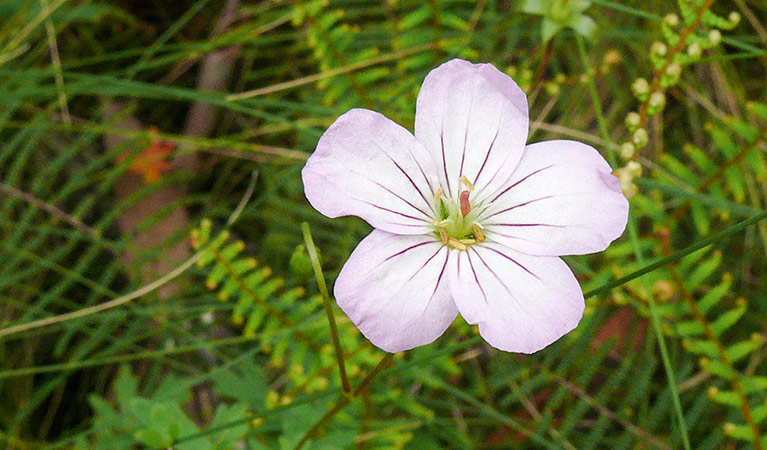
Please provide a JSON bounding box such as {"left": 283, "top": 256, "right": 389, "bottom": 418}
{"left": 432, "top": 177, "right": 486, "bottom": 250}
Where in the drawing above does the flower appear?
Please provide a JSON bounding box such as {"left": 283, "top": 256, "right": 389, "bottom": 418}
{"left": 302, "top": 59, "right": 629, "bottom": 354}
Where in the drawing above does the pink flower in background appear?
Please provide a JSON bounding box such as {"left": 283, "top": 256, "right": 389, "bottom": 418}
{"left": 302, "top": 59, "right": 629, "bottom": 354}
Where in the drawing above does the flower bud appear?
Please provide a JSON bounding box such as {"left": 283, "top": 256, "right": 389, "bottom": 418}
{"left": 650, "top": 41, "right": 667, "bottom": 57}
{"left": 619, "top": 142, "right": 636, "bottom": 159}
{"left": 632, "top": 128, "right": 649, "bottom": 149}
{"left": 708, "top": 29, "right": 722, "bottom": 46}
{"left": 625, "top": 111, "right": 641, "bottom": 129}
{"left": 665, "top": 62, "right": 682, "bottom": 78}
{"left": 729, "top": 12, "right": 740, "bottom": 25}
{"left": 687, "top": 43, "right": 702, "bottom": 58}
{"left": 664, "top": 13, "right": 680, "bottom": 27}
{"left": 648, "top": 91, "right": 666, "bottom": 111}
{"left": 631, "top": 78, "right": 650, "bottom": 100}
{"left": 603, "top": 49, "right": 622, "bottom": 66}
{"left": 626, "top": 161, "right": 643, "bottom": 177}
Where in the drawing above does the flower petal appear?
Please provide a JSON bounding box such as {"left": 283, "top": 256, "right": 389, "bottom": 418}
{"left": 334, "top": 230, "right": 458, "bottom": 353}
{"left": 448, "top": 242, "right": 584, "bottom": 353}
{"left": 414, "top": 59, "right": 529, "bottom": 201}
{"left": 482, "top": 140, "right": 629, "bottom": 256}
{"left": 303, "top": 109, "right": 440, "bottom": 235}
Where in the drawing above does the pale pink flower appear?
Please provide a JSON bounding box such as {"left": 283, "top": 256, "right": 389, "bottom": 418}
{"left": 302, "top": 59, "right": 628, "bottom": 353}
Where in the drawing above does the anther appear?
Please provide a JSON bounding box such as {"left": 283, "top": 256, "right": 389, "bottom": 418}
{"left": 459, "top": 238, "right": 476, "bottom": 245}
{"left": 460, "top": 190, "right": 471, "bottom": 216}
{"left": 433, "top": 187, "right": 443, "bottom": 204}
{"left": 460, "top": 176, "right": 475, "bottom": 191}
{"left": 472, "top": 224, "right": 485, "bottom": 242}
{"left": 438, "top": 228, "right": 448, "bottom": 244}
{"left": 447, "top": 238, "right": 467, "bottom": 251}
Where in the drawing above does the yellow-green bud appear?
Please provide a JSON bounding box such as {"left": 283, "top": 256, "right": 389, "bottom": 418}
{"left": 666, "top": 62, "right": 682, "bottom": 78}
{"left": 619, "top": 142, "right": 636, "bottom": 159}
{"left": 631, "top": 78, "right": 650, "bottom": 100}
{"left": 625, "top": 111, "right": 641, "bottom": 130}
{"left": 632, "top": 128, "right": 649, "bottom": 148}
{"left": 687, "top": 43, "right": 702, "bottom": 58}
{"left": 729, "top": 12, "right": 740, "bottom": 25}
{"left": 708, "top": 29, "right": 722, "bottom": 46}
{"left": 626, "top": 161, "right": 642, "bottom": 177}
{"left": 603, "top": 49, "right": 622, "bottom": 66}
{"left": 650, "top": 41, "right": 667, "bottom": 57}
{"left": 664, "top": 13, "right": 680, "bottom": 27}
{"left": 649, "top": 91, "right": 666, "bottom": 110}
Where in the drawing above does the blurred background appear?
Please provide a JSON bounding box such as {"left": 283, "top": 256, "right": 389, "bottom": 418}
{"left": 0, "top": 0, "right": 766, "bottom": 448}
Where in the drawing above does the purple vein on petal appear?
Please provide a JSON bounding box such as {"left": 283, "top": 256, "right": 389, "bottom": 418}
{"left": 473, "top": 127, "right": 499, "bottom": 189}
{"left": 491, "top": 223, "right": 565, "bottom": 228}
{"left": 381, "top": 240, "right": 433, "bottom": 264}
{"left": 371, "top": 179, "right": 432, "bottom": 219}
{"left": 483, "top": 244, "right": 541, "bottom": 282}
{"left": 473, "top": 246, "right": 514, "bottom": 297}
{"left": 491, "top": 165, "right": 555, "bottom": 203}
{"left": 362, "top": 201, "right": 429, "bottom": 222}
{"left": 466, "top": 249, "right": 488, "bottom": 305}
{"left": 440, "top": 127, "right": 451, "bottom": 194}
{"left": 405, "top": 245, "right": 443, "bottom": 284}
{"left": 482, "top": 196, "right": 555, "bottom": 220}
{"left": 373, "top": 141, "right": 436, "bottom": 215}
{"left": 458, "top": 91, "right": 474, "bottom": 180}
{"left": 422, "top": 249, "right": 450, "bottom": 315}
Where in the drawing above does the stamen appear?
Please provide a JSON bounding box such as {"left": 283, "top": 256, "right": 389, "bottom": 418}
{"left": 460, "top": 190, "right": 471, "bottom": 216}
{"left": 447, "top": 238, "right": 467, "bottom": 251}
{"left": 433, "top": 219, "right": 449, "bottom": 227}
{"left": 472, "top": 224, "right": 485, "bottom": 242}
{"left": 433, "top": 187, "right": 444, "bottom": 204}
{"left": 438, "top": 228, "right": 448, "bottom": 244}
{"left": 460, "top": 175, "right": 475, "bottom": 191}
{"left": 459, "top": 238, "right": 476, "bottom": 245}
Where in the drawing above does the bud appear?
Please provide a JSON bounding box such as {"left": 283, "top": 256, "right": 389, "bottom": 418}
{"left": 650, "top": 41, "right": 667, "bottom": 57}
{"left": 665, "top": 62, "right": 682, "bottom": 78}
{"left": 622, "top": 182, "right": 638, "bottom": 199}
{"left": 619, "top": 142, "right": 636, "bottom": 159}
{"left": 625, "top": 111, "right": 641, "bottom": 130}
{"left": 729, "top": 11, "right": 740, "bottom": 25}
{"left": 626, "top": 161, "right": 643, "bottom": 177}
{"left": 603, "top": 49, "right": 622, "bottom": 66}
{"left": 708, "top": 29, "right": 722, "bottom": 46}
{"left": 648, "top": 91, "right": 666, "bottom": 111}
{"left": 632, "top": 128, "right": 649, "bottom": 149}
{"left": 687, "top": 43, "right": 702, "bottom": 58}
{"left": 652, "top": 279, "right": 674, "bottom": 301}
{"left": 631, "top": 78, "right": 650, "bottom": 99}
{"left": 664, "top": 13, "right": 680, "bottom": 27}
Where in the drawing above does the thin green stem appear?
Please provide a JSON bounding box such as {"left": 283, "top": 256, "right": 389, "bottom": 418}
{"left": 0, "top": 172, "right": 257, "bottom": 341}
{"left": 301, "top": 222, "right": 351, "bottom": 394}
{"left": 576, "top": 34, "right": 692, "bottom": 450}
{"left": 585, "top": 209, "right": 767, "bottom": 300}
{"left": 292, "top": 353, "right": 394, "bottom": 450}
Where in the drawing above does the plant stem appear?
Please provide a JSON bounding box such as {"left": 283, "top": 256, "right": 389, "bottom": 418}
{"left": 293, "top": 353, "right": 393, "bottom": 450}
{"left": 301, "top": 222, "right": 351, "bottom": 394}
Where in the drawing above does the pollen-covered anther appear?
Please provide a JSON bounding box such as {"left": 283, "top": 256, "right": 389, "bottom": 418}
{"left": 472, "top": 224, "right": 485, "bottom": 242}
{"left": 447, "top": 238, "right": 467, "bottom": 251}
{"left": 433, "top": 186, "right": 444, "bottom": 204}
{"left": 460, "top": 175, "right": 475, "bottom": 191}
{"left": 459, "top": 238, "right": 476, "bottom": 245}
{"left": 438, "top": 228, "right": 448, "bottom": 244}
{"left": 460, "top": 190, "right": 471, "bottom": 216}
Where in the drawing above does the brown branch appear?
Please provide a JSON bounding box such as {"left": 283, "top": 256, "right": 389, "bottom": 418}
{"left": 658, "top": 229, "right": 763, "bottom": 450}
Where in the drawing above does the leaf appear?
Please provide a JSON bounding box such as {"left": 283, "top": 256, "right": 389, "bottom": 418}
{"left": 213, "top": 358, "right": 268, "bottom": 409}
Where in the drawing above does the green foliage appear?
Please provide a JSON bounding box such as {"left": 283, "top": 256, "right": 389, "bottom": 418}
{"left": 0, "top": 0, "right": 766, "bottom": 449}
{"left": 83, "top": 365, "right": 250, "bottom": 449}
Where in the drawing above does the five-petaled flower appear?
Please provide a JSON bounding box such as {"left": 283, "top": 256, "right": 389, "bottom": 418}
{"left": 302, "top": 59, "right": 629, "bottom": 353}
